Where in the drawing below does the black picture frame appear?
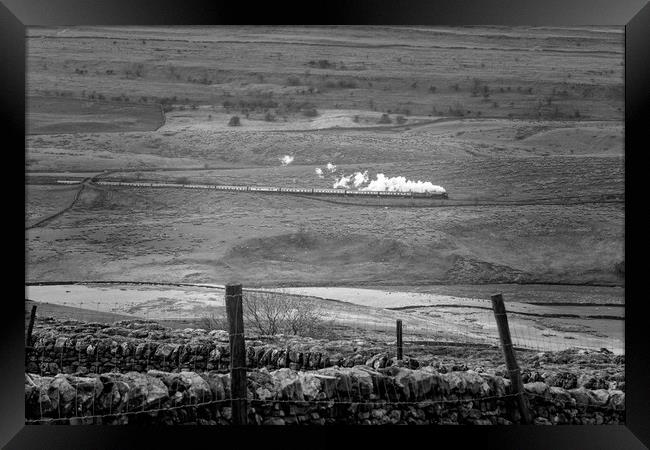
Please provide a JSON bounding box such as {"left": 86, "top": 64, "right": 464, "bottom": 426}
{"left": 3, "top": 0, "right": 648, "bottom": 448}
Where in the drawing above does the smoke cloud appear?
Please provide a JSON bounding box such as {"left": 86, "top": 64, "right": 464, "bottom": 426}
{"left": 326, "top": 163, "right": 337, "bottom": 173}
{"left": 353, "top": 171, "right": 369, "bottom": 187}
{"left": 315, "top": 168, "right": 324, "bottom": 178}
{"left": 361, "top": 173, "right": 446, "bottom": 193}
{"left": 332, "top": 174, "right": 352, "bottom": 189}
{"left": 332, "top": 171, "right": 445, "bottom": 193}
{"left": 280, "top": 155, "right": 294, "bottom": 166}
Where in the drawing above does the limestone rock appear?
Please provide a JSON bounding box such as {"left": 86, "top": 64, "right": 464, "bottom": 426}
{"left": 524, "top": 382, "right": 549, "bottom": 398}
{"left": 208, "top": 330, "right": 229, "bottom": 340}
{"left": 296, "top": 371, "right": 334, "bottom": 400}
{"left": 65, "top": 375, "right": 103, "bottom": 412}
{"left": 608, "top": 390, "right": 625, "bottom": 410}
{"left": 263, "top": 417, "right": 285, "bottom": 425}
{"left": 165, "top": 371, "right": 212, "bottom": 403}
{"left": 103, "top": 371, "right": 169, "bottom": 409}
{"left": 338, "top": 366, "right": 375, "bottom": 399}
{"left": 441, "top": 371, "right": 491, "bottom": 396}
{"left": 47, "top": 374, "right": 76, "bottom": 414}
{"left": 248, "top": 368, "right": 276, "bottom": 400}
{"left": 201, "top": 372, "right": 230, "bottom": 400}
{"left": 384, "top": 366, "right": 437, "bottom": 400}
{"left": 588, "top": 389, "right": 610, "bottom": 407}
{"left": 568, "top": 387, "right": 591, "bottom": 407}
{"left": 549, "top": 386, "right": 572, "bottom": 404}
{"left": 271, "top": 368, "right": 304, "bottom": 401}
{"left": 365, "top": 353, "right": 389, "bottom": 370}
{"left": 154, "top": 343, "right": 178, "bottom": 360}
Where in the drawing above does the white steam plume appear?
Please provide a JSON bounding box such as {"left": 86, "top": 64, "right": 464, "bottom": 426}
{"left": 333, "top": 174, "right": 352, "bottom": 189}
{"left": 353, "top": 170, "right": 369, "bottom": 188}
{"left": 332, "top": 171, "right": 445, "bottom": 193}
{"left": 315, "top": 168, "right": 324, "bottom": 178}
{"left": 326, "top": 163, "right": 337, "bottom": 173}
{"left": 361, "top": 173, "right": 446, "bottom": 193}
{"left": 280, "top": 155, "right": 294, "bottom": 166}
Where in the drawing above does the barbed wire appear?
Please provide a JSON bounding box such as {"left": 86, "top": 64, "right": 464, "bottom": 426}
{"left": 27, "top": 296, "right": 622, "bottom": 353}
{"left": 26, "top": 397, "right": 234, "bottom": 424}
{"left": 27, "top": 294, "right": 623, "bottom": 423}
{"left": 524, "top": 391, "right": 625, "bottom": 411}
{"left": 27, "top": 308, "right": 623, "bottom": 383}
{"left": 26, "top": 392, "right": 524, "bottom": 424}
{"left": 25, "top": 387, "right": 623, "bottom": 425}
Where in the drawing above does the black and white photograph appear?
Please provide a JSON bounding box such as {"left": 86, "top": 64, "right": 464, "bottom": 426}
{"left": 23, "top": 24, "right": 626, "bottom": 426}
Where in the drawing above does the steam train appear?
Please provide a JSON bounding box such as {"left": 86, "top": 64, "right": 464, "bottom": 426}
{"left": 75, "top": 180, "right": 449, "bottom": 199}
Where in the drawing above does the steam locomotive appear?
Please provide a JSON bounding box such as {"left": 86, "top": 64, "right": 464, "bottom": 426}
{"left": 82, "top": 180, "right": 449, "bottom": 199}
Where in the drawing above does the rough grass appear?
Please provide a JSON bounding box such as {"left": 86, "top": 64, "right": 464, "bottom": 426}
{"left": 25, "top": 186, "right": 623, "bottom": 286}
{"left": 27, "top": 96, "right": 164, "bottom": 134}
{"left": 24, "top": 26, "right": 624, "bottom": 291}
{"left": 26, "top": 26, "right": 623, "bottom": 120}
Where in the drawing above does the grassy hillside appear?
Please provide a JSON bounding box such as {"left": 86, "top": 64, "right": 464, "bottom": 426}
{"left": 25, "top": 26, "right": 624, "bottom": 288}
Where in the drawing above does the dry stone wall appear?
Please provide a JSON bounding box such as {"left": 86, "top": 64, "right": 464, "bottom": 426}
{"left": 25, "top": 366, "right": 625, "bottom": 425}
{"left": 27, "top": 319, "right": 336, "bottom": 375}
{"left": 27, "top": 318, "right": 624, "bottom": 393}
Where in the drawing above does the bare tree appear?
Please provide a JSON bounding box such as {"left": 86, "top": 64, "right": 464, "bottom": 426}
{"left": 243, "top": 291, "right": 286, "bottom": 335}
{"left": 198, "top": 312, "right": 228, "bottom": 331}
{"left": 283, "top": 296, "right": 322, "bottom": 335}
{"left": 242, "top": 291, "right": 324, "bottom": 337}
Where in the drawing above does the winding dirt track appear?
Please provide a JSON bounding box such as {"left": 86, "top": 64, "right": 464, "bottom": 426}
{"left": 25, "top": 180, "right": 88, "bottom": 230}
{"left": 26, "top": 172, "right": 108, "bottom": 230}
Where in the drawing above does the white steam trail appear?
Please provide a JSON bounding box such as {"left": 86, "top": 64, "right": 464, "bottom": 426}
{"left": 315, "top": 168, "right": 324, "bottom": 178}
{"left": 280, "top": 155, "right": 294, "bottom": 166}
{"left": 332, "top": 174, "right": 352, "bottom": 188}
{"left": 353, "top": 170, "right": 369, "bottom": 187}
{"left": 362, "top": 173, "right": 446, "bottom": 193}
{"left": 332, "top": 171, "right": 446, "bottom": 193}
{"left": 326, "top": 163, "right": 337, "bottom": 173}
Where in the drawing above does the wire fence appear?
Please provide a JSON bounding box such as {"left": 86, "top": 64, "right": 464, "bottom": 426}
{"left": 25, "top": 292, "right": 624, "bottom": 377}
{"left": 27, "top": 297, "right": 623, "bottom": 351}
{"left": 25, "top": 287, "right": 625, "bottom": 425}
{"left": 25, "top": 390, "right": 533, "bottom": 425}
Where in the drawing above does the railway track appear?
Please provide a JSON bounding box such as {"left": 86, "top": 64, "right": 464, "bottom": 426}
{"left": 69, "top": 180, "right": 450, "bottom": 200}
{"left": 63, "top": 179, "right": 622, "bottom": 208}
{"left": 28, "top": 177, "right": 622, "bottom": 231}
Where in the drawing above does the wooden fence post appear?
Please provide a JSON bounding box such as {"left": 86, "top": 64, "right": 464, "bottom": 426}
{"left": 26, "top": 304, "right": 37, "bottom": 348}
{"left": 226, "top": 284, "right": 247, "bottom": 425}
{"left": 396, "top": 319, "right": 403, "bottom": 360}
{"left": 491, "top": 293, "right": 533, "bottom": 424}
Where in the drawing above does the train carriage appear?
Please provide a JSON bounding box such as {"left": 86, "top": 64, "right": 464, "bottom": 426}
{"left": 81, "top": 179, "right": 448, "bottom": 199}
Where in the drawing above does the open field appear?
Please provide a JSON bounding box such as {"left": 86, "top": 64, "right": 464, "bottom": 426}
{"left": 26, "top": 96, "right": 164, "bottom": 135}
{"left": 25, "top": 184, "right": 624, "bottom": 286}
{"left": 24, "top": 283, "right": 623, "bottom": 354}
{"left": 94, "top": 153, "right": 623, "bottom": 202}
{"left": 26, "top": 184, "right": 81, "bottom": 224}
{"left": 26, "top": 26, "right": 623, "bottom": 172}
{"left": 25, "top": 26, "right": 625, "bottom": 370}
{"left": 26, "top": 26, "right": 623, "bottom": 121}
{"left": 377, "top": 283, "right": 624, "bottom": 305}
